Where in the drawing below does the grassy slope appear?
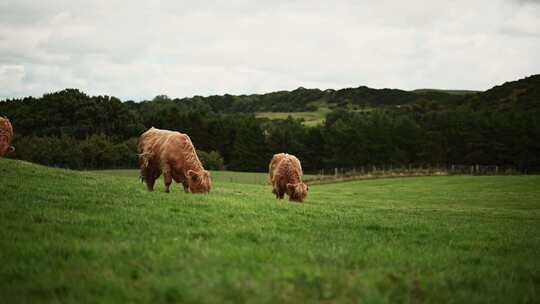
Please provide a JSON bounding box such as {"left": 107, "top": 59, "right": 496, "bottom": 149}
{"left": 1, "top": 158, "right": 539, "bottom": 303}
{"left": 255, "top": 101, "right": 374, "bottom": 126}
{"left": 256, "top": 109, "right": 331, "bottom": 127}
{"left": 255, "top": 100, "right": 333, "bottom": 126}
{"left": 90, "top": 169, "right": 317, "bottom": 186}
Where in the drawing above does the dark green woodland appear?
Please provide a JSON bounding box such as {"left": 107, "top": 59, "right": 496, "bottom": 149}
{"left": 1, "top": 74, "right": 539, "bottom": 172}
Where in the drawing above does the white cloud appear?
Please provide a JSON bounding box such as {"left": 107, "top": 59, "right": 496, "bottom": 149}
{"left": 0, "top": 65, "right": 25, "bottom": 90}
{"left": 0, "top": 0, "right": 539, "bottom": 100}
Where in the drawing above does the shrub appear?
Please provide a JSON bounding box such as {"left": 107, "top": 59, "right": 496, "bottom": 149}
{"left": 197, "top": 150, "right": 225, "bottom": 170}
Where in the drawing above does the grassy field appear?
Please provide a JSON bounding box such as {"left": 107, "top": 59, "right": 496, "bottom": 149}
{"left": 1, "top": 158, "right": 540, "bottom": 303}
{"left": 255, "top": 100, "right": 333, "bottom": 126}
{"left": 255, "top": 101, "right": 374, "bottom": 126}
{"left": 90, "top": 169, "right": 317, "bottom": 186}
{"left": 256, "top": 109, "right": 331, "bottom": 127}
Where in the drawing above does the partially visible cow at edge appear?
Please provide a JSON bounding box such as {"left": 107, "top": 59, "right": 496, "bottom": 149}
{"left": 138, "top": 127, "right": 211, "bottom": 193}
{"left": 269, "top": 153, "right": 309, "bottom": 203}
{"left": 0, "top": 116, "right": 14, "bottom": 158}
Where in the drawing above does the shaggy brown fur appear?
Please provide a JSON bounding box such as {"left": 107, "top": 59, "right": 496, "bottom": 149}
{"left": 269, "top": 153, "right": 308, "bottom": 202}
{"left": 0, "top": 116, "right": 14, "bottom": 157}
{"left": 138, "top": 127, "right": 211, "bottom": 193}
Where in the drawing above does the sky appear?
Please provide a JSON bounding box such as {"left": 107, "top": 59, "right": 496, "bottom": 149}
{"left": 1, "top": 0, "right": 539, "bottom": 101}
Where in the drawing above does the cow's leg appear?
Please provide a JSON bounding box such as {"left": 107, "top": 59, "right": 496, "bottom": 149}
{"left": 143, "top": 168, "right": 157, "bottom": 191}
{"left": 272, "top": 183, "right": 280, "bottom": 199}
{"left": 277, "top": 187, "right": 285, "bottom": 200}
{"left": 145, "top": 176, "right": 156, "bottom": 191}
{"left": 163, "top": 170, "right": 172, "bottom": 193}
{"left": 182, "top": 181, "right": 189, "bottom": 193}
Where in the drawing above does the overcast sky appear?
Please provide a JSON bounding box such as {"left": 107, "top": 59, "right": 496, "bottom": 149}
{"left": 1, "top": 0, "right": 539, "bottom": 101}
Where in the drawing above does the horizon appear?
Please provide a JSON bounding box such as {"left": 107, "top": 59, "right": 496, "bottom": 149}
{"left": 0, "top": 82, "right": 483, "bottom": 102}
{"left": 5, "top": 75, "right": 529, "bottom": 103}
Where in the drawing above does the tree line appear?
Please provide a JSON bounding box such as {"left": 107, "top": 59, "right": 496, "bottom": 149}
{"left": 1, "top": 74, "right": 539, "bottom": 172}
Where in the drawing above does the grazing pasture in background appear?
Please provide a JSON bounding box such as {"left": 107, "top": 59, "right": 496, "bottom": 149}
{"left": 1, "top": 158, "right": 539, "bottom": 303}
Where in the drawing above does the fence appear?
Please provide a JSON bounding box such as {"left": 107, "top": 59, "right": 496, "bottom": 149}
{"left": 303, "top": 164, "right": 540, "bottom": 185}
{"left": 220, "top": 164, "right": 539, "bottom": 185}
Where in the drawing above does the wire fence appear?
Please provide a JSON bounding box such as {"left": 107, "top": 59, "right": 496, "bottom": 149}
{"left": 303, "top": 164, "right": 540, "bottom": 185}
{"left": 220, "top": 164, "right": 540, "bottom": 185}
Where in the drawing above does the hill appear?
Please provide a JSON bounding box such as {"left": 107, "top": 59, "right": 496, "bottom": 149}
{"left": 412, "top": 89, "right": 480, "bottom": 95}
{"left": 1, "top": 158, "right": 539, "bottom": 303}
{"left": 460, "top": 74, "right": 540, "bottom": 112}
{"left": 0, "top": 74, "right": 539, "bottom": 172}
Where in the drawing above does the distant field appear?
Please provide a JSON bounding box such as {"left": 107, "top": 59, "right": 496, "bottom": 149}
{"left": 91, "top": 169, "right": 317, "bottom": 185}
{"left": 256, "top": 101, "right": 372, "bottom": 126}
{"left": 256, "top": 109, "right": 331, "bottom": 127}
{"left": 1, "top": 158, "right": 539, "bottom": 303}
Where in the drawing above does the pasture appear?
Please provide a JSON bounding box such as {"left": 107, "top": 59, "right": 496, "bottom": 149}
{"left": 255, "top": 101, "right": 374, "bottom": 126}
{"left": 255, "top": 108, "right": 331, "bottom": 127}
{"left": 1, "top": 158, "right": 539, "bottom": 303}
{"left": 90, "top": 169, "right": 317, "bottom": 185}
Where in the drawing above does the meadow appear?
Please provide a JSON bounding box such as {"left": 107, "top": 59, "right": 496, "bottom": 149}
{"left": 90, "top": 169, "right": 317, "bottom": 185}
{"left": 255, "top": 106, "right": 331, "bottom": 127}
{"left": 255, "top": 101, "right": 372, "bottom": 126}
{"left": 1, "top": 158, "right": 539, "bottom": 303}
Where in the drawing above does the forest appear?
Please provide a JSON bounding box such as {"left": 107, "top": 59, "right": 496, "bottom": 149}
{"left": 1, "top": 74, "right": 539, "bottom": 172}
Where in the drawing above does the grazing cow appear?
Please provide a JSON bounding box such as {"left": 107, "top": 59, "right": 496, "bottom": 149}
{"left": 0, "top": 116, "right": 14, "bottom": 157}
{"left": 269, "top": 153, "right": 309, "bottom": 202}
{"left": 138, "top": 127, "right": 211, "bottom": 193}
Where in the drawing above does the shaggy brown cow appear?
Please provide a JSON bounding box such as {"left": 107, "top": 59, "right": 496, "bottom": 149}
{"left": 0, "top": 116, "right": 14, "bottom": 157}
{"left": 138, "top": 127, "right": 211, "bottom": 193}
{"left": 269, "top": 153, "right": 308, "bottom": 202}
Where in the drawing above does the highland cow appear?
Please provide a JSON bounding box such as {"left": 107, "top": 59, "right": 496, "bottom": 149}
{"left": 0, "top": 116, "right": 14, "bottom": 158}
{"left": 269, "top": 153, "right": 309, "bottom": 202}
{"left": 138, "top": 127, "right": 211, "bottom": 193}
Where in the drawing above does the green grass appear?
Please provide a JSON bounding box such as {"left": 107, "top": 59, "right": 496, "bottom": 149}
{"left": 90, "top": 169, "right": 317, "bottom": 186}
{"left": 255, "top": 101, "right": 374, "bottom": 127}
{"left": 256, "top": 101, "right": 332, "bottom": 127}
{"left": 256, "top": 110, "right": 330, "bottom": 127}
{"left": 1, "top": 158, "right": 540, "bottom": 303}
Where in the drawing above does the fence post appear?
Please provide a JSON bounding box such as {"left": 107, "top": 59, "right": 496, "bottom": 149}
{"left": 495, "top": 166, "right": 498, "bottom": 175}
{"left": 470, "top": 166, "right": 474, "bottom": 175}
{"left": 361, "top": 166, "right": 364, "bottom": 175}
{"left": 334, "top": 168, "right": 338, "bottom": 178}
